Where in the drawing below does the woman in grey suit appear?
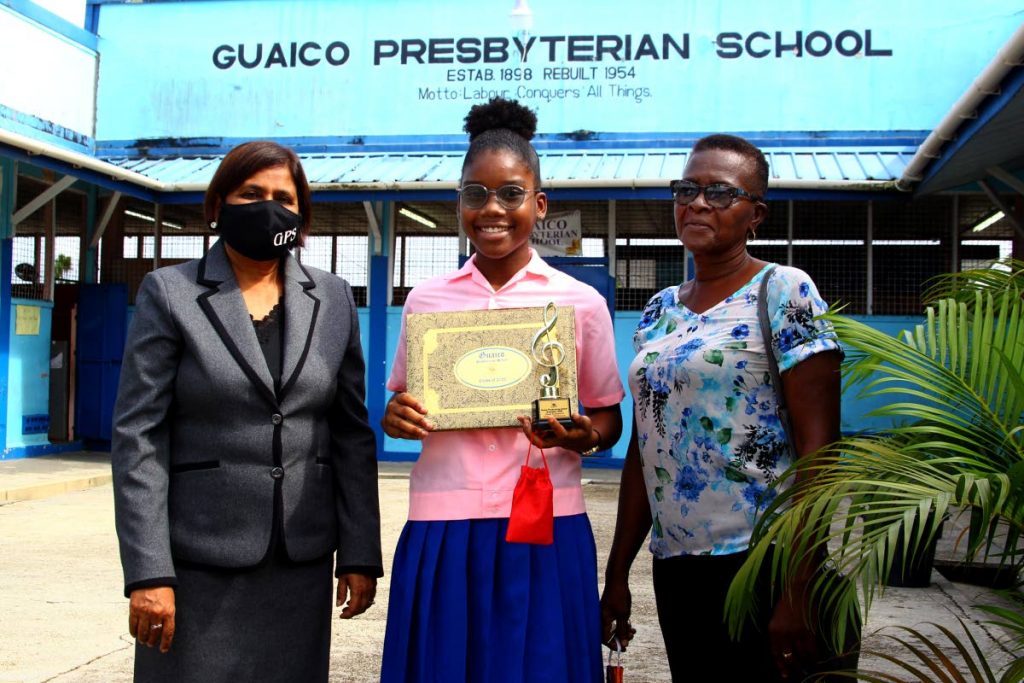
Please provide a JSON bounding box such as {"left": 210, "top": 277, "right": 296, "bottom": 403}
{"left": 112, "top": 141, "right": 382, "bottom": 682}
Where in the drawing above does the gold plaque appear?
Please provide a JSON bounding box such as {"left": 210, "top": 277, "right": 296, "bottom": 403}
{"left": 406, "top": 306, "right": 578, "bottom": 431}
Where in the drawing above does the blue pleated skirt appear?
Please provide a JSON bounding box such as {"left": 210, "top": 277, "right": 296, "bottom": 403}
{"left": 381, "top": 514, "right": 602, "bottom": 683}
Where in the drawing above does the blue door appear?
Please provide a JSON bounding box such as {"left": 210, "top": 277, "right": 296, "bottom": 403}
{"left": 542, "top": 257, "right": 615, "bottom": 317}
{"left": 76, "top": 284, "right": 127, "bottom": 445}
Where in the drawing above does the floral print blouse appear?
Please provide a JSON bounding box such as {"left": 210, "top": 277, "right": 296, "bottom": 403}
{"left": 628, "top": 264, "right": 841, "bottom": 558}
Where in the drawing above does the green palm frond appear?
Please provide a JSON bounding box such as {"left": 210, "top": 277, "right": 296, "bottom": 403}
{"left": 1001, "top": 658, "right": 1024, "bottom": 683}
{"left": 724, "top": 445, "right": 977, "bottom": 649}
{"left": 835, "top": 292, "right": 1024, "bottom": 461}
{"left": 776, "top": 619, "right": 1022, "bottom": 681}
{"left": 977, "top": 587, "right": 1024, "bottom": 651}
{"left": 923, "top": 258, "right": 1024, "bottom": 305}
{"left": 724, "top": 276, "right": 1024, "bottom": 660}
{"left": 845, "top": 620, "right": 1023, "bottom": 682}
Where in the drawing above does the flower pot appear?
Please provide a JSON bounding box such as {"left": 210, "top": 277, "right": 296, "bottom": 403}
{"left": 933, "top": 559, "right": 1020, "bottom": 589}
{"left": 929, "top": 507, "right": 1022, "bottom": 588}
{"left": 886, "top": 513, "right": 944, "bottom": 588}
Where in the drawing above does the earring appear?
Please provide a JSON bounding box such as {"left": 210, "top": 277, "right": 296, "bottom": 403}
{"left": 749, "top": 230, "right": 757, "bottom": 241}
{"left": 209, "top": 221, "right": 217, "bottom": 230}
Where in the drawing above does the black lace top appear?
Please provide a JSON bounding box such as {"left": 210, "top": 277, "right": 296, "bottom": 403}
{"left": 252, "top": 300, "right": 283, "bottom": 390}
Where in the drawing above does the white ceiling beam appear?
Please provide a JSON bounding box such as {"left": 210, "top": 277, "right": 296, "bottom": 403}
{"left": 11, "top": 174, "right": 77, "bottom": 226}
{"left": 986, "top": 165, "right": 1024, "bottom": 197}
{"left": 90, "top": 192, "right": 122, "bottom": 248}
{"left": 978, "top": 179, "right": 1024, "bottom": 238}
{"left": 363, "top": 200, "right": 382, "bottom": 253}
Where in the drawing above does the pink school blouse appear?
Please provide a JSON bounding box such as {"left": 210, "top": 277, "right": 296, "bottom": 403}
{"left": 388, "top": 250, "right": 625, "bottom": 521}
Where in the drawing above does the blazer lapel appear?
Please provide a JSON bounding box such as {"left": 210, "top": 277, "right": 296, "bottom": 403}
{"left": 195, "top": 242, "right": 278, "bottom": 407}
{"left": 279, "top": 255, "right": 320, "bottom": 401}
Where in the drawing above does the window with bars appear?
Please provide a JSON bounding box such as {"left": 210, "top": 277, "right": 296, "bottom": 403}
{"left": 22, "top": 194, "right": 1014, "bottom": 315}
{"left": 296, "top": 234, "right": 369, "bottom": 285}
{"left": 392, "top": 235, "right": 460, "bottom": 304}
{"left": 337, "top": 236, "right": 368, "bottom": 287}
{"left": 613, "top": 237, "right": 683, "bottom": 310}
{"left": 155, "top": 235, "right": 208, "bottom": 260}
{"left": 122, "top": 235, "right": 213, "bottom": 260}
{"left": 870, "top": 197, "right": 954, "bottom": 315}
{"left": 53, "top": 236, "right": 81, "bottom": 283}
{"left": 615, "top": 258, "right": 656, "bottom": 288}
{"left": 11, "top": 235, "right": 46, "bottom": 299}
{"left": 296, "top": 235, "right": 370, "bottom": 305}
{"left": 122, "top": 236, "right": 137, "bottom": 259}
{"left": 961, "top": 239, "right": 1014, "bottom": 271}
{"left": 600, "top": 196, "right": 988, "bottom": 315}
{"left": 299, "top": 235, "right": 334, "bottom": 273}
{"left": 11, "top": 177, "right": 88, "bottom": 299}
{"left": 581, "top": 237, "right": 605, "bottom": 256}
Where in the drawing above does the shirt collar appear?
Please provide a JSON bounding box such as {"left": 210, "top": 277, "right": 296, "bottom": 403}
{"left": 444, "top": 248, "right": 554, "bottom": 289}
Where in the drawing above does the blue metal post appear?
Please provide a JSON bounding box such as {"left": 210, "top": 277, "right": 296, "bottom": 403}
{"left": 0, "top": 159, "right": 16, "bottom": 449}
{"left": 83, "top": 187, "right": 97, "bottom": 283}
{"left": 85, "top": 2, "right": 101, "bottom": 34}
{"left": 366, "top": 202, "right": 392, "bottom": 457}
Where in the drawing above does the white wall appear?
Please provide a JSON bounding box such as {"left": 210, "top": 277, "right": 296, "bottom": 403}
{"left": 31, "top": 0, "right": 86, "bottom": 27}
{"left": 0, "top": 5, "right": 96, "bottom": 147}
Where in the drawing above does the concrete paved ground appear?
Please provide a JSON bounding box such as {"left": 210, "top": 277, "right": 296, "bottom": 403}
{"left": 0, "top": 453, "right": 113, "bottom": 504}
{"left": 0, "top": 455, "right": 1019, "bottom": 682}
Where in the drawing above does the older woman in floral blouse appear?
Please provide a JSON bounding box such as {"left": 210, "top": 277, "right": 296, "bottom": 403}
{"left": 600, "top": 134, "right": 843, "bottom": 681}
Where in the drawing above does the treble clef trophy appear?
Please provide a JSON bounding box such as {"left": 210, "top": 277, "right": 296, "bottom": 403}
{"left": 531, "top": 301, "right": 574, "bottom": 430}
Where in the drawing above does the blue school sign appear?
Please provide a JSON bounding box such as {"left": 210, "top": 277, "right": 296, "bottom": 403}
{"left": 92, "top": 0, "right": 1022, "bottom": 144}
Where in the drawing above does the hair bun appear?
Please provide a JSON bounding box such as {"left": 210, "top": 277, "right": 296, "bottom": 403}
{"left": 463, "top": 97, "right": 537, "bottom": 142}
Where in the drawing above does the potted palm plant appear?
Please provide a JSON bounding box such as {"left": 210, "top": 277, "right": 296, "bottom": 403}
{"left": 724, "top": 259, "right": 1024, "bottom": 680}
{"left": 54, "top": 253, "right": 72, "bottom": 281}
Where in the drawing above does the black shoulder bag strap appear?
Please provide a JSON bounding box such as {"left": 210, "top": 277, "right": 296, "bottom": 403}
{"left": 757, "top": 265, "right": 796, "bottom": 458}
{"left": 759, "top": 267, "right": 863, "bottom": 666}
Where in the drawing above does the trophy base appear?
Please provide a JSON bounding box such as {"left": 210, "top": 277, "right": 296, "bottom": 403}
{"left": 532, "top": 397, "right": 573, "bottom": 431}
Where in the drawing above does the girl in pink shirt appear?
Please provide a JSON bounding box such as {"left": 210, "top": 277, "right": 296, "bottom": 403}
{"left": 380, "top": 98, "right": 625, "bottom": 683}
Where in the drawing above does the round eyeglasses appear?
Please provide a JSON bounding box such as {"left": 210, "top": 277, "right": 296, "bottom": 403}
{"left": 670, "top": 180, "right": 762, "bottom": 209}
{"left": 458, "top": 184, "right": 539, "bottom": 210}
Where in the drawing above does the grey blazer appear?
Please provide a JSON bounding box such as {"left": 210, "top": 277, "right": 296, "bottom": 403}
{"left": 112, "top": 241, "right": 382, "bottom": 595}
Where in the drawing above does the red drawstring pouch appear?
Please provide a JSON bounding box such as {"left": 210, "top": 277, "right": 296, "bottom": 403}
{"left": 505, "top": 442, "right": 554, "bottom": 545}
{"left": 606, "top": 638, "right": 624, "bottom": 683}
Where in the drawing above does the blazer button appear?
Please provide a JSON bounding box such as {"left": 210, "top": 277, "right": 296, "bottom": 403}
{"left": 271, "top": 413, "right": 283, "bottom": 425}
{"left": 270, "top": 466, "right": 284, "bottom": 479}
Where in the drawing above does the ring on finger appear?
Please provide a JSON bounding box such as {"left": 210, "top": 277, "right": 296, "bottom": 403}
{"left": 150, "top": 623, "right": 164, "bottom": 630}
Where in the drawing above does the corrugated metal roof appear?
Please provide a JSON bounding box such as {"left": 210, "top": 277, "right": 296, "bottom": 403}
{"left": 99, "top": 147, "right": 912, "bottom": 192}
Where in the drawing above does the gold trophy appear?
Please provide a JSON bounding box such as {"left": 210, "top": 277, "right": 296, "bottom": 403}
{"left": 531, "top": 301, "right": 574, "bottom": 430}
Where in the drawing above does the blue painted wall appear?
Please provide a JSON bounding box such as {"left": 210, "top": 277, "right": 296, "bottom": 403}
{"left": 34, "top": 304, "right": 924, "bottom": 461}
{"left": 367, "top": 307, "right": 923, "bottom": 461}
{"left": 92, "top": 0, "right": 1022, "bottom": 143}
{"left": 6, "top": 299, "right": 53, "bottom": 451}
{"left": 840, "top": 315, "right": 925, "bottom": 434}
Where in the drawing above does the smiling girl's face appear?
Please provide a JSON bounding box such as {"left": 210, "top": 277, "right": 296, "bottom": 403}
{"left": 459, "top": 148, "right": 547, "bottom": 280}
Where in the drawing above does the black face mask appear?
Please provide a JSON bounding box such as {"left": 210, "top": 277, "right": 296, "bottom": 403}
{"left": 213, "top": 201, "right": 302, "bottom": 261}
